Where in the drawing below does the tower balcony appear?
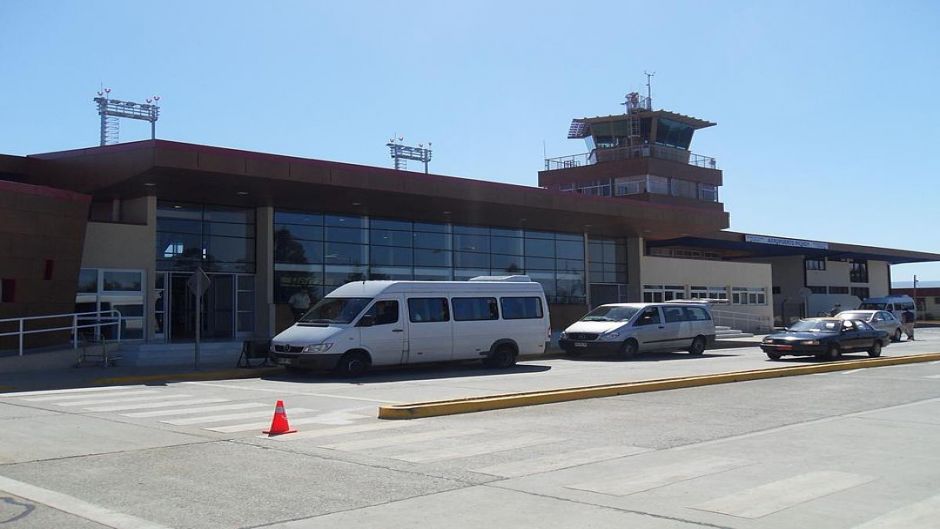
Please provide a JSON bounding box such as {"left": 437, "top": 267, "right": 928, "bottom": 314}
{"left": 544, "top": 144, "right": 717, "bottom": 171}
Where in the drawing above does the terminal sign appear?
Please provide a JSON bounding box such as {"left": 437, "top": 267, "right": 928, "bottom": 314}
{"left": 744, "top": 234, "right": 829, "bottom": 250}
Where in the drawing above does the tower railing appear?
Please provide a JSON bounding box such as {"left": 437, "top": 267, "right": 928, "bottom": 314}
{"left": 545, "top": 144, "right": 717, "bottom": 171}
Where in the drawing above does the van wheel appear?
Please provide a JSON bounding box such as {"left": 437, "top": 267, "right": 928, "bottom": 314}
{"left": 868, "top": 341, "right": 882, "bottom": 358}
{"left": 484, "top": 345, "right": 517, "bottom": 369}
{"left": 620, "top": 339, "right": 638, "bottom": 359}
{"left": 688, "top": 336, "right": 706, "bottom": 355}
{"left": 892, "top": 328, "right": 902, "bottom": 342}
{"left": 335, "top": 352, "right": 370, "bottom": 377}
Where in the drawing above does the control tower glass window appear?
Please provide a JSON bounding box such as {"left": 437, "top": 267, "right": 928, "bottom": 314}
{"left": 655, "top": 118, "right": 694, "bottom": 149}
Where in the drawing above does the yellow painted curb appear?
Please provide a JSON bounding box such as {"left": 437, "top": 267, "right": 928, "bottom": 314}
{"left": 93, "top": 367, "right": 282, "bottom": 386}
{"left": 378, "top": 353, "right": 940, "bottom": 420}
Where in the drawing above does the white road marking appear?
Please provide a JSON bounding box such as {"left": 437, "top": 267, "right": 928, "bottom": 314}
{"left": 1, "top": 385, "right": 141, "bottom": 398}
{"left": 85, "top": 398, "right": 230, "bottom": 413}
{"left": 206, "top": 411, "right": 346, "bottom": 433}
{"left": 841, "top": 369, "right": 864, "bottom": 375}
{"left": 262, "top": 421, "right": 414, "bottom": 441}
{"left": 569, "top": 457, "right": 749, "bottom": 496}
{"left": 22, "top": 390, "right": 157, "bottom": 402}
{"left": 473, "top": 445, "right": 650, "bottom": 478}
{"left": 0, "top": 474, "right": 172, "bottom": 529}
{"left": 123, "top": 402, "right": 267, "bottom": 418}
{"left": 852, "top": 494, "right": 940, "bottom": 528}
{"left": 389, "top": 434, "right": 562, "bottom": 463}
{"left": 182, "top": 381, "right": 402, "bottom": 403}
{"left": 55, "top": 394, "right": 194, "bottom": 407}
{"left": 163, "top": 408, "right": 316, "bottom": 425}
{"left": 693, "top": 471, "right": 873, "bottom": 519}
{"left": 319, "top": 428, "right": 484, "bottom": 452}
{"left": 925, "top": 374, "right": 940, "bottom": 379}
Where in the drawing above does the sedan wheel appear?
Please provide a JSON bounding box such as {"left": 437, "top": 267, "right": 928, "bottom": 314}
{"left": 868, "top": 340, "right": 883, "bottom": 358}
{"left": 826, "top": 344, "right": 842, "bottom": 361}
{"left": 766, "top": 352, "right": 782, "bottom": 361}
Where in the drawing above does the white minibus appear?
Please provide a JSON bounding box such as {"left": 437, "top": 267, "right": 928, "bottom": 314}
{"left": 270, "top": 276, "right": 550, "bottom": 375}
{"left": 859, "top": 295, "right": 916, "bottom": 322}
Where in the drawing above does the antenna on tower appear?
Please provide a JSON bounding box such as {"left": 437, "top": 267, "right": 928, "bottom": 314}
{"left": 644, "top": 70, "right": 655, "bottom": 107}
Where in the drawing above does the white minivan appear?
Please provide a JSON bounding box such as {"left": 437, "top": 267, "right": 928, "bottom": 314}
{"left": 270, "top": 276, "right": 550, "bottom": 375}
{"left": 559, "top": 302, "right": 716, "bottom": 358}
{"left": 859, "top": 295, "right": 916, "bottom": 322}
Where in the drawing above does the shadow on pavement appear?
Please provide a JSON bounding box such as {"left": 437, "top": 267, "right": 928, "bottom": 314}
{"left": 263, "top": 361, "right": 553, "bottom": 385}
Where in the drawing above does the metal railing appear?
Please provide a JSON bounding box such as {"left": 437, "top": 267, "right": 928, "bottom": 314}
{"left": 0, "top": 310, "right": 123, "bottom": 356}
{"left": 710, "top": 309, "right": 774, "bottom": 334}
{"left": 545, "top": 144, "right": 718, "bottom": 171}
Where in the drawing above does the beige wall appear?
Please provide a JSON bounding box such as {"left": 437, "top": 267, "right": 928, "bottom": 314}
{"left": 868, "top": 261, "right": 890, "bottom": 297}
{"left": 639, "top": 255, "right": 774, "bottom": 332}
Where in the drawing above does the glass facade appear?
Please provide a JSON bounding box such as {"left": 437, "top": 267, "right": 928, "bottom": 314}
{"left": 75, "top": 268, "right": 145, "bottom": 339}
{"left": 273, "top": 210, "right": 586, "bottom": 305}
{"left": 156, "top": 202, "right": 256, "bottom": 273}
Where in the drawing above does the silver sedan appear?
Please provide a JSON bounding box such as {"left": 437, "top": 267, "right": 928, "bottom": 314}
{"left": 836, "top": 310, "right": 903, "bottom": 342}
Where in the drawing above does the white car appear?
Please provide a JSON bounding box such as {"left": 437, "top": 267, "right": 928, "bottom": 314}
{"left": 835, "top": 310, "right": 903, "bottom": 342}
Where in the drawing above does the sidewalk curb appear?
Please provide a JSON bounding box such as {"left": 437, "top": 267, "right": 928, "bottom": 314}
{"left": 378, "top": 352, "right": 940, "bottom": 420}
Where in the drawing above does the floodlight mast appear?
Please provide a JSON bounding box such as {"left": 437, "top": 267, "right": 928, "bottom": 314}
{"left": 387, "top": 136, "right": 433, "bottom": 174}
{"left": 93, "top": 89, "right": 161, "bottom": 146}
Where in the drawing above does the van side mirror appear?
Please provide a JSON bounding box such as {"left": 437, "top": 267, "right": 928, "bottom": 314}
{"left": 357, "top": 315, "right": 375, "bottom": 327}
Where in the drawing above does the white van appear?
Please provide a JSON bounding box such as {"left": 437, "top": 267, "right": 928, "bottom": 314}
{"left": 859, "top": 295, "right": 916, "bottom": 322}
{"left": 270, "top": 276, "right": 550, "bottom": 375}
{"left": 559, "top": 302, "right": 716, "bottom": 358}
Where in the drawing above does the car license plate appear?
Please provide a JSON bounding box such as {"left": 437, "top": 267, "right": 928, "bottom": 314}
{"left": 276, "top": 357, "right": 293, "bottom": 366}
{"left": 574, "top": 342, "right": 587, "bottom": 348}
{"left": 776, "top": 345, "right": 793, "bottom": 350}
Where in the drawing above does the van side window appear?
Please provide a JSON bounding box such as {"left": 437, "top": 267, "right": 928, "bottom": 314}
{"left": 635, "top": 307, "right": 661, "bottom": 326}
{"left": 452, "top": 297, "right": 499, "bottom": 321}
{"left": 684, "top": 307, "right": 711, "bottom": 321}
{"left": 363, "top": 300, "right": 399, "bottom": 325}
{"left": 500, "top": 297, "right": 543, "bottom": 319}
{"left": 408, "top": 298, "right": 450, "bottom": 323}
{"left": 663, "top": 307, "right": 685, "bottom": 323}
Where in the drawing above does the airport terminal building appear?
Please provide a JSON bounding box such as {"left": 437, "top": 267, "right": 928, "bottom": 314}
{"left": 1, "top": 97, "right": 937, "bottom": 351}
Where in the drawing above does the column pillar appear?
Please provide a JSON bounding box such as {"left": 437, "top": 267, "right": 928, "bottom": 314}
{"left": 255, "top": 206, "right": 275, "bottom": 338}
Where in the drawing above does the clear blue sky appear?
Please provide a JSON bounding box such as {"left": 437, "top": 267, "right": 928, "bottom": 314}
{"left": 2, "top": 1, "right": 938, "bottom": 282}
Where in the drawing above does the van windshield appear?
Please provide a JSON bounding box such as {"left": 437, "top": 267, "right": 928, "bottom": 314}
{"left": 581, "top": 306, "right": 639, "bottom": 322}
{"left": 299, "top": 297, "right": 372, "bottom": 324}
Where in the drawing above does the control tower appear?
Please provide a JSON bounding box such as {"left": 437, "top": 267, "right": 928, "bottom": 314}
{"left": 539, "top": 92, "right": 723, "bottom": 212}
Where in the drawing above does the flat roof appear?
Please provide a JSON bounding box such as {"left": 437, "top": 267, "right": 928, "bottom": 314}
{"left": 18, "top": 140, "right": 729, "bottom": 240}
{"left": 648, "top": 231, "right": 940, "bottom": 264}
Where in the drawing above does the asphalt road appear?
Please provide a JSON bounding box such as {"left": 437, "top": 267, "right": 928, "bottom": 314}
{"left": 0, "top": 330, "right": 938, "bottom": 528}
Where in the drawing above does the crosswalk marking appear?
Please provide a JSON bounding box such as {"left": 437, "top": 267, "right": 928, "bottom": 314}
{"left": 569, "top": 456, "right": 748, "bottom": 496}
{"left": 207, "top": 412, "right": 353, "bottom": 433}
{"left": 319, "top": 428, "right": 484, "bottom": 452}
{"left": 852, "top": 494, "right": 940, "bottom": 528}
{"left": 22, "top": 390, "right": 157, "bottom": 402}
{"left": 84, "top": 398, "right": 230, "bottom": 413}
{"left": 263, "top": 421, "right": 414, "bottom": 441}
{"left": 123, "top": 402, "right": 268, "bottom": 418}
{"left": 693, "top": 471, "right": 873, "bottom": 519}
{"left": 0, "top": 385, "right": 140, "bottom": 398}
{"left": 925, "top": 374, "right": 940, "bottom": 379}
{"left": 473, "top": 445, "right": 649, "bottom": 478}
{"left": 163, "top": 408, "right": 315, "bottom": 426}
{"left": 54, "top": 394, "right": 194, "bottom": 407}
{"left": 388, "top": 434, "right": 563, "bottom": 463}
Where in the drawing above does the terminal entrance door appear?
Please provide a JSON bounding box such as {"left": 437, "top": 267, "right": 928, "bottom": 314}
{"left": 167, "top": 273, "right": 242, "bottom": 342}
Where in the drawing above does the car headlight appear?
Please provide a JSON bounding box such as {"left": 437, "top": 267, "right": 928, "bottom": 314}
{"left": 600, "top": 331, "right": 622, "bottom": 341}
{"left": 302, "top": 343, "right": 334, "bottom": 353}
{"left": 559, "top": 331, "right": 567, "bottom": 340}
{"left": 801, "top": 340, "right": 820, "bottom": 345}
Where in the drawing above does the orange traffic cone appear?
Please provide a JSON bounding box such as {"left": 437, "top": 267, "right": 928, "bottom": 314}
{"left": 263, "top": 400, "right": 297, "bottom": 436}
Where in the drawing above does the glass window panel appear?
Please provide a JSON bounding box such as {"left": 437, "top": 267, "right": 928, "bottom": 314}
{"left": 413, "top": 221, "right": 449, "bottom": 233}
{"left": 556, "top": 240, "right": 584, "bottom": 260}
{"left": 491, "top": 236, "right": 524, "bottom": 255}
{"left": 413, "top": 267, "right": 453, "bottom": 281}
{"left": 325, "top": 242, "right": 367, "bottom": 265}
{"left": 362, "top": 300, "right": 400, "bottom": 325}
{"left": 454, "top": 268, "right": 491, "bottom": 281}
{"left": 78, "top": 269, "right": 98, "bottom": 293}
{"left": 413, "top": 231, "right": 451, "bottom": 250}
{"left": 275, "top": 238, "right": 323, "bottom": 264}
{"left": 368, "top": 266, "right": 414, "bottom": 280}
{"left": 527, "top": 271, "right": 555, "bottom": 298}
{"left": 157, "top": 202, "right": 201, "bottom": 219}
{"left": 491, "top": 254, "right": 524, "bottom": 273}
{"left": 274, "top": 210, "right": 323, "bottom": 225}
{"left": 204, "top": 206, "right": 254, "bottom": 224}
{"left": 452, "top": 297, "right": 499, "bottom": 321}
{"left": 370, "top": 246, "right": 413, "bottom": 266}
{"left": 491, "top": 227, "right": 523, "bottom": 238}
{"left": 102, "top": 271, "right": 142, "bottom": 292}
{"left": 157, "top": 232, "right": 202, "bottom": 259}
{"left": 414, "top": 248, "right": 452, "bottom": 267}
{"left": 454, "top": 234, "right": 490, "bottom": 253}
{"left": 324, "top": 214, "right": 365, "bottom": 228}
{"left": 110, "top": 303, "right": 143, "bottom": 317}
{"left": 206, "top": 222, "right": 253, "bottom": 238}
{"left": 453, "top": 225, "right": 489, "bottom": 236}
{"left": 237, "top": 312, "right": 255, "bottom": 333}
{"left": 237, "top": 275, "right": 253, "bottom": 290}
{"left": 557, "top": 258, "right": 585, "bottom": 272}
{"left": 275, "top": 224, "right": 323, "bottom": 242}
{"left": 524, "top": 230, "right": 555, "bottom": 240}
{"left": 326, "top": 226, "right": 366, "bottom": 244}
{"left": 371, "top": 229, "right": 413, "bottom": 247}
{"left": 206, "top": 236, "right": 255, "bottom": 265}
{"left": 525, "top": 238, "right": 555, "bottom": 258}
{"left": 454, "top": 251, "right": 489, "bottom": 268}
{"left": 408, "top": 297, "right": 450, "bottom": 323}
{"left": 324, "top": 265, "right": 367, "bottom": 286}
{"left": 274, "top": 271, "right": 323, "bottom": 304}
{"left": 237, "top": 291, "right": 255, "bottom": 310}
{"left": 157, "top": 218, "right": 202, "bottom": 235}
{"left": 526, "top": 257, "right": 555, "bottom": 270}
{"left": 370, "top": 218, "right": 412, "bottom": 231}
{"left": 500, "top": 297, "right": 544, "bottom": 319}
{"left": 555, "top": 232, "right": 583, "bottom": 242}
